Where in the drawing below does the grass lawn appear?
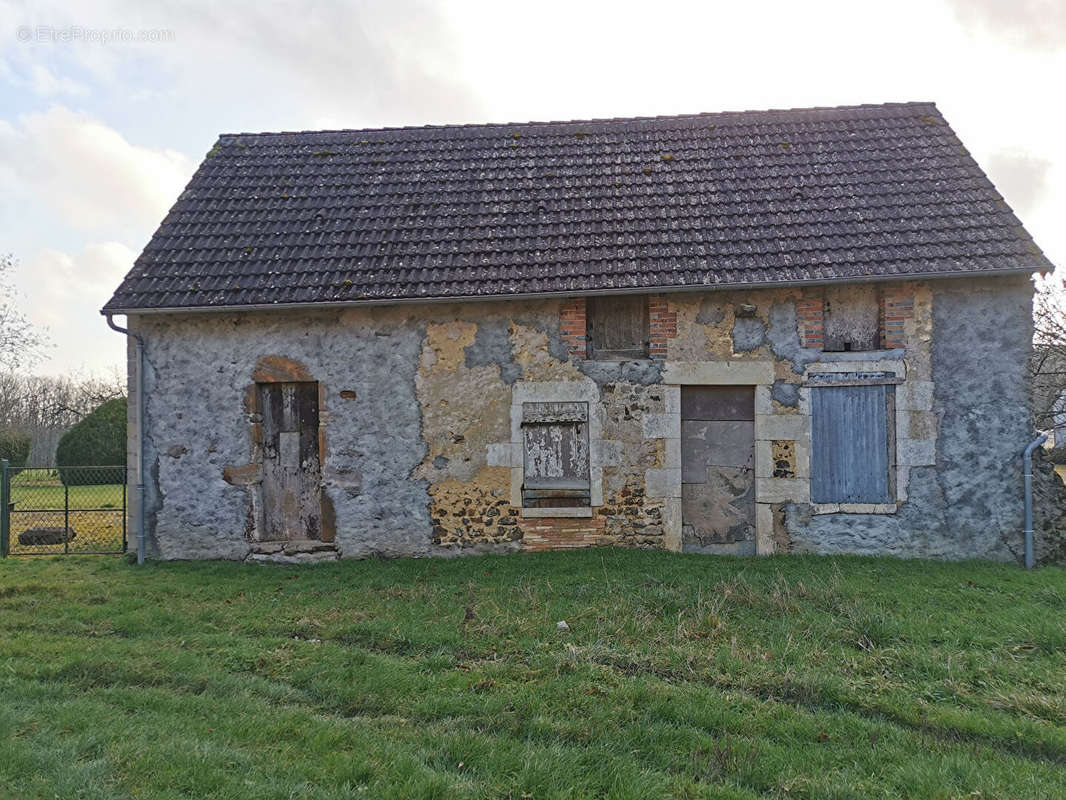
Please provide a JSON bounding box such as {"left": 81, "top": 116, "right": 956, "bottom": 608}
{"left": 1, "top": 552, "right": 1065, "bottom": 799}
{"left": 9, "top": 481, "right": 125, "bottom": 510}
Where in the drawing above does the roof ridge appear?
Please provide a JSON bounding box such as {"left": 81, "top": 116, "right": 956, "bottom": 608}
{"left": 218, "top": 101, "right": 940, "bottom": 142}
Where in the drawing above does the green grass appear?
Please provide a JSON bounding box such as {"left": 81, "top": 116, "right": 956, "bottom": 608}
{"left": 10, "top": 482, "right": 125, "bottom": 510}
{"left": 1, "top": 552, "right": 1065, "bottom": 798}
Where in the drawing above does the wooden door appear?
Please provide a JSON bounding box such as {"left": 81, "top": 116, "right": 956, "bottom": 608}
{"left": 258, "top": 382, "right": 322, "bottom": 541}
{"left": 680, "top": 386, "right": 755, "bottom": 552}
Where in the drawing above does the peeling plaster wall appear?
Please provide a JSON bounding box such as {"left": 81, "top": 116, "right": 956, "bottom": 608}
{"left": 787, "top": 276, "right": 1034, "bottom": 560}
{"left": 132, "top": 276, "right": 1035, "bottom": 562}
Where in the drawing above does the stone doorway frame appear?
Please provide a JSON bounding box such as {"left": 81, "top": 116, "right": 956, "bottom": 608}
{"left": 652, "top": 360, "right": 779, "bottom": 555}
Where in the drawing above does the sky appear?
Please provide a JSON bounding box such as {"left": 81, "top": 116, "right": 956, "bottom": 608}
{"left": 1, "top": 0, "right": 1064, "bottom": 377}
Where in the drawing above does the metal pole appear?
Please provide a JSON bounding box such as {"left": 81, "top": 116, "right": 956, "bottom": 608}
{"left": 1, "top": 459, "right": 9, "bottom": 558}
{"left": 134, "top": 337, "right": 145, "bottom": 565}
{"left": 64, "top": 480, "right": 70, "bottom": 555}
{"left": 121, "top": 466, "right": 127, "bottom": 553}
{"left": 106, "top": 314, "right": 146, "bottom": 565}
{"left": 1023, "top": 433, "right": 1048, "bottom": 570}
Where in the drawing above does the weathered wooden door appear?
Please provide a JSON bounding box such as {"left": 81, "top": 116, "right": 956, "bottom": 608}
{"left": 681, "top": 387, "right": 755, "bottom": 553}
{"left": 259, "top": 382, "right": 322, "bottom": 541}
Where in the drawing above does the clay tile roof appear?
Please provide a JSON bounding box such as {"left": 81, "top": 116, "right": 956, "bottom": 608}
{"left": 102, "top": 101, "right": 1053, "bottom": 313}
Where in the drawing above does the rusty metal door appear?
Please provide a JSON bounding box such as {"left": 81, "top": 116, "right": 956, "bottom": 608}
{"left": 259, "top": 382, "right": 322, "bottom": 541}
{"left": 681, "top": 386, "right": 755, "bottom": 553}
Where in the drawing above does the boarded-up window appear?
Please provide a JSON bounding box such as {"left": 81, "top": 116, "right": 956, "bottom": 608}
{"left": 810, "top": 385, "right": 895, "bottom": 503}
{"left": 823, "top": 286, "right": 881, "bottom": 352}
{"left": 521, "top": 402, "right": 590, "bottom": 508}
{"left": 587, "top": 295, "right": 649, "bottom": 360}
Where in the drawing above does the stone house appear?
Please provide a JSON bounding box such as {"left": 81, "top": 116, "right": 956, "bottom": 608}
{"left": 102, "top": 102, "right": 1055, "bottom": 563}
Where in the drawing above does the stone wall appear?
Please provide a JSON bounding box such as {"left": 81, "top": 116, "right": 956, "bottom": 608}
{"left": 786, "top": 276, "right": 1035, "bottom": 560}
{"left": 127, "top": 275, "right": 1038, "bottom": 562}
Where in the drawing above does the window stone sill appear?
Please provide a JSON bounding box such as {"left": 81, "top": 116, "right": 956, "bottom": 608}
{"left": 811, "top": 502, "right": 898, "bottom": 515}
{"left": 582, "top": 357, "right": 653, "bottom": 364}
{"left": 520, "top": 507, "right": 594, "bottom": 518}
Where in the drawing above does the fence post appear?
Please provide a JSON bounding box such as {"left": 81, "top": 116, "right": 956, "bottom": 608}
{"left": 1, "top": 459, "right": 9, "bottom": 558}
{"left": 64, "top": 480, "right": 70, "bottom": 555}
{"left": 121, "top": 466, "right": 128, "bottom": 553}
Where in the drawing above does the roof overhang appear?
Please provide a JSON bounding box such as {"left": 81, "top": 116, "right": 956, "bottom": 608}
{"left": 100, "top": 265, "right": 1045, "bottom": 317}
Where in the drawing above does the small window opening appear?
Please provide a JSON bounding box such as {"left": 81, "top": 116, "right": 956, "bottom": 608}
{"left": 587, "top": 295, "right": 649, "bottom": 360}
{"left": 520, "top": 402, "right": 591, "bottom": 508}
{"left": 823, "top": 286, "right": 881, "bottom": 352}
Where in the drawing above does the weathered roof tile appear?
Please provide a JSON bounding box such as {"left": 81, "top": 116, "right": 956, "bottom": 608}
{"left": 103, "top": 102, "right": 1052, "bottom": 312}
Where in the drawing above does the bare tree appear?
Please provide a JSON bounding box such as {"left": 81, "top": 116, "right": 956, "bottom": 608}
{"left": 0, "top": 370, "right": 126, "bottom": 466}
{"left": 0, "top": 253, "right": 49, "bottom": 370}
{"left": 1031, "top": 273, "right": 1066, "bottom": 430}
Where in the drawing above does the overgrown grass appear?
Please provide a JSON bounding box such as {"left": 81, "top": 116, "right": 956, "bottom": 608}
{"left": 1, "top": 551, "right": 1065, "bottom": 798}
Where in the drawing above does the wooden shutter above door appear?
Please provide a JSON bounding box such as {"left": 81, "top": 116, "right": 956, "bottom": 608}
{"left": 810, "top": 385, "right": 894, "bottom": 503}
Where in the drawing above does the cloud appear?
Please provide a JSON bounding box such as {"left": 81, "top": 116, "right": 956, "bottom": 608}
{"left": 27, "top": 63, "right": 88, "bottom": 96}
{"left": 1, "top": 0, "right": 485, "bottom": 132}
{"left": 14, "top": 242, "right": 133, "bottom": 375}
{"left": 946, "top": 0, "right": 1066, "bottom": 51}
{"left": 0, "top": 105, "right": 194, "bottom": 236}
{"left": 985, "top": 150, "right": 1053, "bottom": 218}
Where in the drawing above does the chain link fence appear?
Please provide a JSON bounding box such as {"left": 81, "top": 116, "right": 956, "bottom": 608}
{"left": 1, "top": 464, "right": 127, "bottom": 556}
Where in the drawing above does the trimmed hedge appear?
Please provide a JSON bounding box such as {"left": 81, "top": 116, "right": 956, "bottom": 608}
{"left": 56, "top": 397, "right": 127, "bottom": 485}
{"left": 0, "top": 428, "right": 31, "bottom": 471}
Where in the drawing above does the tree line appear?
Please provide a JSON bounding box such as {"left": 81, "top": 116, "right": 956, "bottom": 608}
{"left": 1, "top": 253, "right": 127, "bottom": 467}
{"left": 1031, "top": 273, "right": 1066, "bottom": 433}
{"left": 0, "top": 371, "right": 126, "bottom": 467}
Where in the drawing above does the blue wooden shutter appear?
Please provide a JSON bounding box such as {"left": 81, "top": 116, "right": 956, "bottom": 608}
{"left": 810, "top": 385, "right": 892, "bottom": 503}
